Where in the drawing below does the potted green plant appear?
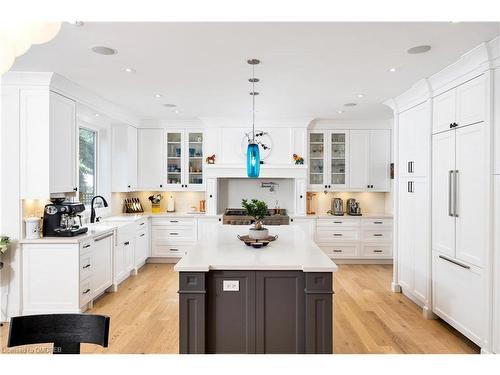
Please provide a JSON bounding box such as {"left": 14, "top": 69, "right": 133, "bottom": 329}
{"left": 0, "top": 236, "right": 11, "bottom": 270}
{"left": 242, "top": 199, "right": 269, "bottom": 240}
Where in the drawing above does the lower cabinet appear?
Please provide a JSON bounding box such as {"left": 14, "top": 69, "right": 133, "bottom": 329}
{"left": 21, "top": 233, "right": 113, "bottom": 315}
{"left": 432, "top": 252, "right": 487, "bottom": 347}
{"left": 134, "top": 219, "right": 149, "bottom": 268}
{"left": 180, "top": 270, "right": 333, "bottom": 354}
{"left": 492, "top": 175, "right": 500, "bottom": 353}
{"left": 114, "top": 224, "right": 136, "bottom": 286}
{"left": 291, "top": 217, "right": 316, "bottom": 240}
{"left": 151, "top": 217, "right": 197, "bottom": 258}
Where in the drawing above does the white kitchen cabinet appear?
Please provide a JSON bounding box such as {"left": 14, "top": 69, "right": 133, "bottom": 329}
{"left": 166, "top": 130, "right": 205, "bottom": 191}
{"left": 432, "top": 74, "right": 486, "bottom": 134}
{"left": 151, "top": 217, "right": 197, "bottom": 258}
{"left": 308, "top": 130, "right": 349, "bottom": 191}
{"left": 135, "top": 219, "right": 149, "bottom": 268}
{"left": 49, "top": 91, "right": 77, "bottom": 194}
{"left": 113, "top": 224, "right": 136, "bottom": 287}
{"left": 495, "top": 68, "right": 500, "bottom": 175}
{"left": 91, "top": 232, "right": 113, "bottom": 298}
{"left": 291, "top": 217, "right": 315, "bottom": 240}
{"left": 197, "top": 217, "right": 222, "bottom": 240}
{"left": 137, "top": 128, "right": 165, "bottom": 190}
{"left": 432, "top": 122, "right": 488, "bottom": 268}
{"left": 397, "top": 178, "right": 429, "bottom": 305}
{"left": 112, "top": 124, "right": 138, "bottom": 192}
{"left": 349, "top": 129, "right": 391, "bottom": 191}
{"left": 294, "top": 178, "right": 307, "bottom": 216}
{"left": 398, "top": 101, "right": 431, "bottom": 179}
{"left": 19, "top": 89, "right": 77, "bottom": 198}
{"left": 432, "top": 253, "right": 486, "bottom": 347}
{"left": 205, "top": 178, "right": 218, "bottom": 215}
{"left": 494, "top": 175, "right": 500, "bottom": 354}
{"left": 349, "top": 130, "right": 370, "bottom": 190}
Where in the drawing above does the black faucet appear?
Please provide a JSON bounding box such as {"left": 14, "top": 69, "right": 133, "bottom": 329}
{"left": 90, "top": 195, "right": 109, "bottom": 223}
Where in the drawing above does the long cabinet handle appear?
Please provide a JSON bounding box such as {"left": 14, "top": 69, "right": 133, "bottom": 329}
{"left": 439, "top": 255, "right": 470, "bottom": 269}
{"left": 95, "top": 233, "right": 113, "bottom": 242}
{"left": 448, "top": 170, "right": 454, "bottom": 217}
{"left": 454, "top": 170, "right": 459, "bottom": 218}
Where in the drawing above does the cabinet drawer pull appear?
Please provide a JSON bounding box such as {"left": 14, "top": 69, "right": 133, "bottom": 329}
{"left": 333, "top": 249, "right": 343, "bottom": 253}
{"left": 373, "top": 221, "right": 383, "bottom": 224}
{"left": 170, "top": 248, "right": 179, "bottom": 252}
{"left": 124, "top": 241, "right": 130, "bottom": 245}
{"left": 82, "top": 288, "right": 91, "bottom": 295}
{"left": 333, "top": 233, "right": 342, "bottom": 237}
{"left": 170, "top": 220, "right": 179, "bottom": 223}
{"left": 82, "top": 264, "right": 91, "bottom": 269}
{"left": 438, "top": 255, "right": 470, "bottom": 269}
{"left": 373, "top": 234, "right": 383, "bottom": 237}
{"left": 83, "top": 244, "right": 91, "bottom": 249}
{"left": 170, "top": 232, "right": 179, "bottom": 235}
{"left": 373, "top": 250, "right": 383, "bottom": 253}
{"left": 140, "top": 234, "right": 145, "bottom": 237}
{"left": 333, "top": 221, "right": 342, "bottom": 224}
{"left": 140, "top": 222, "right": 145, "bottom": 226}
{"left": 95, "top": 233, "right": 113, "bottom": 242}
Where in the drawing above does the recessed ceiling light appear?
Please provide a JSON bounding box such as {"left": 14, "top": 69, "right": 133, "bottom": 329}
{"left": 337, "top": 110, "right": 344, "bottom": 114}
{"left": 163, "top": 103, "right": 177, "bottom": 108}
{"left": 94, "top": 113, "right": 100, "bottom": 117}
{"left": 123, "top": 67, "right": 136, "bottom": 73}
{"left": 357, "top": 94, "right": 365, "bottom": 98}
{"left": 154, "top": 94, "right": 163, "bottom": 98}
{"left": 407, "top": 45, "right": 432, "bottom": 54}
{"left": 91, "top": 46, "right": 117, "bottom": 55}
{"left": 174, "top": 110, "right": 180, "bottom": 114}
{"left": 388, "top": 67, "right": 397, "bottom": 72}
{"left": 344, "top": 103, "right": 357, "bottom": 107}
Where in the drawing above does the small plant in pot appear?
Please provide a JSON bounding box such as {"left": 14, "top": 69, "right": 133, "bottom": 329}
{"left": 242, "top": 199, "right": 269, "bottom": 240}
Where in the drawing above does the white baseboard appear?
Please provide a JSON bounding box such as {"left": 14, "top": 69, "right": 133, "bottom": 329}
{"left": 391, "top": 282, "right": 402, "bottom": 293}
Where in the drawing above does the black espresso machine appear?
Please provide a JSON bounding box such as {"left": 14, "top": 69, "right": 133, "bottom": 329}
{"left": 43, "top": 198, "right": 88, "bottom": 237}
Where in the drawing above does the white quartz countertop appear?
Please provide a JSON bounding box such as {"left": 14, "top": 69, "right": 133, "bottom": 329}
{"left": 102, "top": 212, "right": 219, "bottom": 221}
{"left": 20, "top": 225, "right": 116, "bottom": 244}
{"left": 174, "top": 225, "right": 338, "bottom": 273}
{"left": 297, "top": 213, "right": 393, "bottom": 219}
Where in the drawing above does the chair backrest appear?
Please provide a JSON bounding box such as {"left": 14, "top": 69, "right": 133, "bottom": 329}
{"left": 8, "top": 314, "right": 110, "bottom": 354}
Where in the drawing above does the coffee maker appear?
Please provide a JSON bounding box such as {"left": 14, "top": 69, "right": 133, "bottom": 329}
{"left": 43, "top": 198, "right": 88, "bottom": 237}
{"left": 346, "top": 198, "right": 362, "bottom": 216}
{"left": 331, "top": 198, "right": 344, "bottom": 216}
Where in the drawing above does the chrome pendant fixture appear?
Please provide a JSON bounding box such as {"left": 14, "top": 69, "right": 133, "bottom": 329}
{"left": 247, "top": 58, "right": 261, "bottom": 178}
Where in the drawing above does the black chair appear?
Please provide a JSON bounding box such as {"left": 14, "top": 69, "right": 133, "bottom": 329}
{"left": 7, "top": 314, "right": 110, "bottom": 354}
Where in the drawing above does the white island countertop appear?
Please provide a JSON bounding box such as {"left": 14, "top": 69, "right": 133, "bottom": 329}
{"left": 174, "top": 225, "right": 338, "bottom": 273}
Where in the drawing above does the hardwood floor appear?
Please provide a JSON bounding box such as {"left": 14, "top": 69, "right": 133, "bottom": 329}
{"left": 0, "top": 263, "right": 479, "bottom": 354}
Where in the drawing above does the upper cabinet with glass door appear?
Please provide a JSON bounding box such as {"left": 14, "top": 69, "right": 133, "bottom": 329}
{"left": 165, "top": 130, "right": 205, "bottom": 191}
{"left": 309, "top": 132, "right": 326, "bottom": 191}
{"left": 308, "top": 130, "right": 349, "bottom": 191}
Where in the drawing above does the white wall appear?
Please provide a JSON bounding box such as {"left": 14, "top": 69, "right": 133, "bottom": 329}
{"left": 309, "top": 191, "right": 390, "bottom": 215}
{"left": 111, "top": 191, "right": 206, "bottom": 215}
{"left": 217, "top": 178, "right": 295, "bottom": 213}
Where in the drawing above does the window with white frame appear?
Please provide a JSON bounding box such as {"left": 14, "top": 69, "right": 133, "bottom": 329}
{"left": 79, "top": 127, "right": 98, "bottom": 206}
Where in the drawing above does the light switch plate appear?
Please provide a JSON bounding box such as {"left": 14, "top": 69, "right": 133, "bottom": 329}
{"left": 223, "top": 280, "right": 240, "bottom": 292}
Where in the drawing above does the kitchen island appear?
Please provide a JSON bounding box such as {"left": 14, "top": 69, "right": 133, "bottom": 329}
{"left": 174, "top": 225, "right": 338, "bottom": 354}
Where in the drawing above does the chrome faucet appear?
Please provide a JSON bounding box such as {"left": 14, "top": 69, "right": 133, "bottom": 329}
{"left": 90, "top": 195, "right": 109, "bottom": 223}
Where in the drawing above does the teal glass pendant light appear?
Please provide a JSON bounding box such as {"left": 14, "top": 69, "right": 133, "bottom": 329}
{"left": 247, "top": 58, "right": 260, "bottom": 178}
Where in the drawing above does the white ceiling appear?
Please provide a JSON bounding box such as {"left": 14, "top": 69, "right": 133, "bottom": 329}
{"left": 11, "top": 22, "right": 500, "bottom": 122}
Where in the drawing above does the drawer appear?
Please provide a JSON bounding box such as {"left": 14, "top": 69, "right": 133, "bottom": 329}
{"left": 136, "top": 219, "right": 148, "bottom": 231}
{"left": 361, "top": 244, "right": 393, "bottom": 257}
{"left": 362, "top": 218, "right": 393, "bottom": 228}
{"left": 151, "top": 218, "right": 196, "bottom": 226}
{"left": 152, "top": 226, "right": 196, "bottom": 242}
{"left": 151, "top": 244, "right": 192, "bottom": 258}
{"left": 80, "top": 240, "right": 93, "bottom": 255}
{"left": 317, "top": 218, "right": 360, "bottom": 228}
{"left": 79, "top": 277, "right": 93, "bottom": 307}
{"left": 316, "top": 228, "right": 359, "bottom": 242}
{"left": 319, "top": 243, "right": 359, "bottom": 258}
{"left": 79, "top": 253, "right": 93, "bottom": 281}
{"left": 362, "top": 229, "right": 392, "bottom": 241}
{"left": 137, "top": 229, "right": 147, "bottom": 239}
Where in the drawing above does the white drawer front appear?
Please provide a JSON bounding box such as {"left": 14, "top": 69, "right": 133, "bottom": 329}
{"left": 79, "top": 253, "right": 93, "bottom": 281}
{"left": 152, "top": 218, "right": 196, "bottom": 226}
{"left": 317, "top": 218, "right": 360, "bottom": 228}
{"left": 151, "top": 244, "right": 191, "bottom": 258}
{"left": 319, "top": 243, "right": 359, "bottom": 258}
{"left": 152, "top": 226, "right": 196, "bottom": 242}
{"left": 362, "top": 229, "right": 392, "bottom": 241}
{"left": 361, "top": 218, "right": 393, "bottom": 228}
{"left": 79, "top": 278, "right": 93, "bottom": 307}
{"left": 136, "top": 219, "right": 148, "bottom": 231}
{"left": 80, "top": 241, "right": 93, "bottom": 255}
{"left": 361, "top": 244, "right": 393, "bottom": 257}
{"left": 316, "top": 228, "right": 359, "bottom": 242}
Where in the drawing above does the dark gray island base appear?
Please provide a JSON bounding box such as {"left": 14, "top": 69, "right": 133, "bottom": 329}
{"left": 179, "top": 270, "right": 333, "bottom": 354}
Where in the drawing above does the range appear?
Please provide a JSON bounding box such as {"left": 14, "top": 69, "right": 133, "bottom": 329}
{"left": 222, "top": 208, "right": 290, "bottom": 225}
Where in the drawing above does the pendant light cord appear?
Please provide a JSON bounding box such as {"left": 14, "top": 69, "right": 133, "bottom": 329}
{"left": 252, "top": 63, "right": 255, "bottom": 142}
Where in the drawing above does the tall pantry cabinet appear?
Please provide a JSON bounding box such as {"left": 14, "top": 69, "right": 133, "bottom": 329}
{"left": 396, "top": 101, "right": 431, "bottom": 312}
{"left": 431, "top": 74, "right": 491, "bottom": 348}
